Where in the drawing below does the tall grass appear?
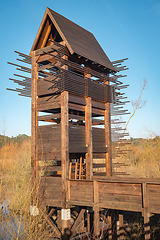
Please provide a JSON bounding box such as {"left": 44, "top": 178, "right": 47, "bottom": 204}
{"left": 0, "top": 139, "right": 53, "bottom": 240}
{"left": 117, "top": 133, "right": 160, "bottom": 178}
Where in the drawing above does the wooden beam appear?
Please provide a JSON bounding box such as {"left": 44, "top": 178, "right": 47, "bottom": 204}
{"left": 39, "top": 208, "right": 61, "bottom": 238}
{"left": 31, "top": 51, "right": 38, "bottom": 205}
{"left": 61, "top": 90, "right": 70, "bottom": 235}
{"left": 36, "top": 18, "right": 51, "bottom": 50}
{"left": 71, "top": 209, "right": 85, "bottom": 237}
{"left": 41, "top": 24, "right": 51, "bottom": 49}
{"left": 85, "top": 97, "right": 93, "bottom": 179}
{"left": 105, "top": 101, "right": 112, "bottom": 176}
{"left": 87, "top": 210, "right": 90, "bottom": 233}
{"left": 118, "top": 210, "right": 124, "bottom": 240}
{"left": 111, "top": 210, "right": 117, "bottom": 239}
{"left": 61, "top": 91, "right": 69, "bottom": 208}
{"left": 107, "top": 210, "right": 112, "bottom": 240}
{"left": 40, "top": 208, "right": 55, "bottom": 231}
{"left": 107, "top": 210, "right": 117, "bottom": 240}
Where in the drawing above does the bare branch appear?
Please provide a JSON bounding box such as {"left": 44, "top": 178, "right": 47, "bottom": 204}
{"left": 123, "top": 78, "right": 147, "bottom": 135}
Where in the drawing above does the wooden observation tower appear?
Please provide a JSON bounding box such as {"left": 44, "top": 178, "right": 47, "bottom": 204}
{"left": 8, "top": 7, "right": 160, "bottom": 240}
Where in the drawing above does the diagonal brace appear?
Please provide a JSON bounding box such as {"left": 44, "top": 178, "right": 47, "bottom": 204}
{"left": 39, "top": 207, "right": 61, "bottom": 238}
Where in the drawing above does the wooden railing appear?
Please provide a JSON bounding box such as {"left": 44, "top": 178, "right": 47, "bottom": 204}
{"left": 40, "top": 176, "right": 160, "bottom": 215}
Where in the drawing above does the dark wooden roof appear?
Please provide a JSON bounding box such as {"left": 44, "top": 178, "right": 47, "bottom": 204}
{"left": 31, "top": 7, "right": 116, "bottom": 72}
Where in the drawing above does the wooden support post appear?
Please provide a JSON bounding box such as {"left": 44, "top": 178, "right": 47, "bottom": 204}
{"left": 57, "top": 210, "right": 61, "bottom": 228}
{"left": 93, "top": 181, "right": 99, "bottom": 238}
{"left": 111, "top": 210, "right": 117, "bottom": 240}
{"left": 61, "top": 91, "right": 70, "bottom": 234}
{"left": 90, "top": 210, "right": 94, "bottom": 235}
{"left": 31, "top": 51, "right": 38, "bottom": 206}
{"left": 105, "top": 101, "right": 112, "bottom": 176}
{"left": 142, "top": 183, "right": 150, "bottom": 240}
{"left": 118, "top": 210, "right": 124, "bottom": 240}
{"left": 85, "top": 97, "right": 93, "bottom": 179}
{"left": 107, "top": 210, "right": 117, "bottom": 240}
{"left": 144, "top": 208, "right": 150, "bottom": 240}
{"left": 61, "top": 90, "right": 69, "bottom": 206}
{"left": 87, "top": 210, "right": 90, "bottom": 233}
{"left": 107, "top": 210, "right": 112, "bottom": 240}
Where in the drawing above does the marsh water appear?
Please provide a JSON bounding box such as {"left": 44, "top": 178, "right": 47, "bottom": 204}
{"left": 0, "top": 199, "right": 24, "bottom": 240}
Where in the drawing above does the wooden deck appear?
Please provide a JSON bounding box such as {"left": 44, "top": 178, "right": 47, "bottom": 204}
{"left": 37, "top": 176, "right": 160, "bottom": 239}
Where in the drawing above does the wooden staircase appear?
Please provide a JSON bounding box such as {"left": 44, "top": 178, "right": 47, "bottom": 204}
{"left": 69, "top": 157, "right": 86, "bottom": 179}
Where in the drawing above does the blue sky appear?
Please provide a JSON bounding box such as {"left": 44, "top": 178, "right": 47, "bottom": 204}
{"left": 0, "top": 0, "right": 160, "bottom": 138}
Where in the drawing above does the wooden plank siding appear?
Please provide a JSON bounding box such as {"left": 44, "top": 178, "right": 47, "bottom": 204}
{"left": 68, "top": 180, "right": 94, "bottom": 205}
{"left": 40, "top": 176, "right": 62, "bottom": 207}
{"left": 37, "top": 124, "right": 61, "bottom": 154}
{"left": 98, "top": 182, "right": 142, "bottom": 212}
{"left": 92, "top": 128, "right": 106, "bottom": 153}
{"left": 69, "top": 125, "right": 86, "bottom": 153}
{"left": 37, "top": 78, "right": 60, "bottom": 96}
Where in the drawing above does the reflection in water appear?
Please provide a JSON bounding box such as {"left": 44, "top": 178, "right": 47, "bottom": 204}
{"left": 0, "top": 199, "right": 24, "bottom": 240}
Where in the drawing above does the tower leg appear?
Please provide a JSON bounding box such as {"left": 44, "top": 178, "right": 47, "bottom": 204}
{"left": 118, "top": 210, "right": 124, "bottom": 240}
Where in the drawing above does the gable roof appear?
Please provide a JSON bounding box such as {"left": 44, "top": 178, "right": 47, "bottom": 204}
{"left": 31, "top": 7, "right": 116, "bottom": 72}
